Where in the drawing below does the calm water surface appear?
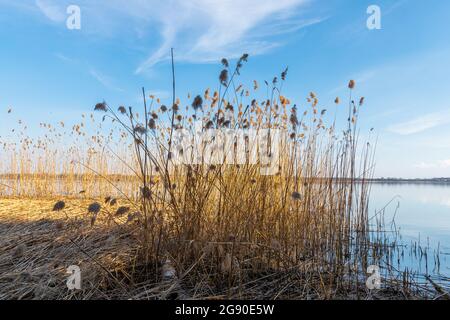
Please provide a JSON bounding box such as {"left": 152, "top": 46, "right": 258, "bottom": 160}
{"left": 369, "top": 183, "right": 450, "bottom": 278}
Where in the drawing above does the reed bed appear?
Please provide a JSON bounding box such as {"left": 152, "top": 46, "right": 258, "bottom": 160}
{"left": 0, "top": 198, "right": 445, "bottom": 299}
{"left": 0, "top": 54, "right": 448, "bottom": 299}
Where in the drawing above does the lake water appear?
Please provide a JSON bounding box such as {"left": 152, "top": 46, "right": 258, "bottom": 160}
{"left": 369, "top": 183, "right": 450, "bottom": 279}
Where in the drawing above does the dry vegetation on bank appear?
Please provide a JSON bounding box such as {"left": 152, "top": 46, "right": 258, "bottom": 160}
{"left": 1, "top": 198, "right": 441, "bottom": 300}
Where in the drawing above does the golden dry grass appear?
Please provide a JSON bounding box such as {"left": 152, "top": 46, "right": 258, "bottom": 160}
{"left": 0, "top": 197, "right": 140, "bottom": 299}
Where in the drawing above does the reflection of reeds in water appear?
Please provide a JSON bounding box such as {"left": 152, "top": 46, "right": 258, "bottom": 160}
{"left": 1, "top": 54, "right": 447, "bottom": 299}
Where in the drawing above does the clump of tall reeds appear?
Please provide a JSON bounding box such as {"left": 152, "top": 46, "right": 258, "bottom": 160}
{"left": 87, "top": 53, "right": 393, "bottom": 298}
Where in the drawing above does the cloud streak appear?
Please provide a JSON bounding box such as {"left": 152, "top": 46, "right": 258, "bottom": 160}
{"left": 134, "top": 0, "right": 315, "bottom": 73}
{"left": 387, "top": 111, "right": 450, "bottom": 135}
{"left": 414, "top": 159, "right": 450, "bottom": 169}
{"left": 89, "top": 69, "right": 123, "bottom": 92}
{"left": 30, "top": 0, "right": 317, "bottom": 73}
{"left": 35, "top": 0, "right": 65, "bottom": 22}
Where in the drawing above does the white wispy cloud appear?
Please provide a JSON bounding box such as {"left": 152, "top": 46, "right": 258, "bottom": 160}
{"left": 53, "top": 52, "right": 122, "bottom": 92}
{"left": 439, "top": 159, "right": 450, "bottom": 168}
{"left": 29, "top": 0, "right": 318, "bottom": 73}
{"left": 35, "top": 0, "right": 65, "bottom": 22}
{"left": 89, "top": 69, "right": 123, "bottom": 92}
{"left": 133, "top": 0, "right": 315, "bottom": 73}
{"left": 414, "top": 159, "right": 450, "bottom": 169}
{"left": 387, "top": 111, "right": 450, "bottom": 135}
{"left": 54, "top": 52, "right": 74, "bottom": 63}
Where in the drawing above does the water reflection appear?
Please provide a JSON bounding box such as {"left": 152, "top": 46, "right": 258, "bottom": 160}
{"left": 369, "top": 183, "right": 450, "bottom": 279}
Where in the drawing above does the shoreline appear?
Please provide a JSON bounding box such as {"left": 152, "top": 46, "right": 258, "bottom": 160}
{"left": 368, "top": 178, "right": 450, "bottom": 185}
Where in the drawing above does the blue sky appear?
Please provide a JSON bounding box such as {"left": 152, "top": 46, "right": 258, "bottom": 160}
{"left": 1, "top": 0, "right": 450, "bottom": 178}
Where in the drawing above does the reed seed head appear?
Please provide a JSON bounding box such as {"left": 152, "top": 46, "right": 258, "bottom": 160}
{"left": 219, "top": 69, "right": 228, "bottom": 86}
{"left": 348, "top": 80, "right": 355, "bottom": 89}
{"left": 133, "top": 125, "right": 147, "bottom": 135}
{"left": 115, "top": 206, "right": 130, "bottom": 217}
{"left": 88, "top": 202, "right": 101, "bottom": 214}
{"left": 94, "top": 102, "right": 107, "bottom": 112}
{"left": 52, "top": 200, "right": 65, "bottom": 211}
{"left": 118, "top": 106, "right": 127, "bottom": 114}
{"left": 281, "top": 67, "right": 288, "bottom": 81}
{"left": 291, "top": 192, "right": 302, "bottom": 200}
{"left": 221, "top": 58, "right": 229, "bottom": 68}
{"left": 141, "top": 186, "right": 151, "bottom": 199}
